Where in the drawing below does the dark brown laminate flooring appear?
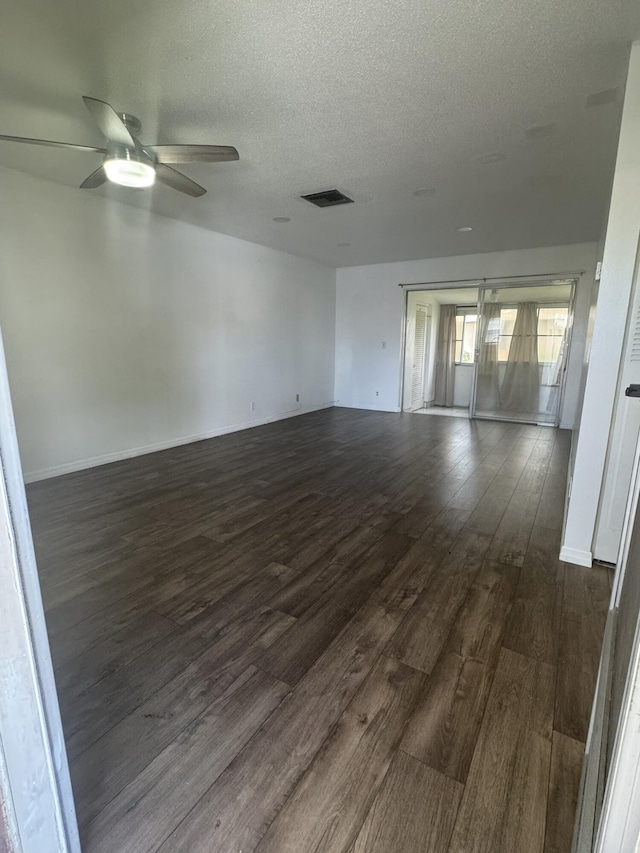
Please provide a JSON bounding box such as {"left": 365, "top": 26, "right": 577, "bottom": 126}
{"left": 27, "top": 408, "right": 610, "bottom": 853}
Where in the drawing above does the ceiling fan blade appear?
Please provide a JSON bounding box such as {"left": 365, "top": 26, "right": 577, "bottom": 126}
{"left": 80, "top": 166, "right": 107, "bottom": 189}
{"left": 145, "top": 144, "right": 239, "bottom": 164}
{"left": 0, "top": 134, "right": 105, "bottom": 154}
{"left": 83, "top": 96, "right": 135, "bottom": 147}
{"left": 155, "top": 163, "right": 206, "bottom": 197}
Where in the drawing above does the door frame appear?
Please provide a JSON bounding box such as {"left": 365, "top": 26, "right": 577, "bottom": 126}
{"left": 593, "top": 234, "right": 640, "bottom": 564}
{"left": 469, "top": 278, "right": 577, "bottom": 426}
{"left": 398, "top": 283, "right": 482, "bottom": 413}
{"left": 0, "top": 327, "right": 79, "bottom": 853}
{"left": 590, "top": 427, "right": 640, "bottom": 852}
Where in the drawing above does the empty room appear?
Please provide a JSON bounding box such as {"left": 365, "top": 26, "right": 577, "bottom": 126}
{"left": 2, "top": 2, "right": 640, "bottom": 853}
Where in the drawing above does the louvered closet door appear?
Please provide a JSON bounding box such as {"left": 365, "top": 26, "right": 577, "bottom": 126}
{"left": 595, "top": 258, "right": 640, "bottom": 562}
{"left": 411, "top": 307, "right": 427, "bottom": 409}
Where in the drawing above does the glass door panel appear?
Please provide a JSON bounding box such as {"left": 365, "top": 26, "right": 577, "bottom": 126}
{"left": 472, "top": 281, "right": 574, "bottom": 425}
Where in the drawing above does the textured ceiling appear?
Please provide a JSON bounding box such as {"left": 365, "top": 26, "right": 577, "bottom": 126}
{"left": 1, "top": 0, "right": 638, "bottom": 267}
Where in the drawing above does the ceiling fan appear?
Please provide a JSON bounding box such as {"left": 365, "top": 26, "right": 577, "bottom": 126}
{"left": 0, "top": 96, "right": 239, "bottom": 197}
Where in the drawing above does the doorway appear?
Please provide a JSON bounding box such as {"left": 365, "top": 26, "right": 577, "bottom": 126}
{"left": 472, "top": 281, "right": 575, "bottom": 425}
{"left": 401, "top": 278, "right": 576, "bottom": 426}
{"left": 402, "top": 287, "right": 479, "bottom": 416}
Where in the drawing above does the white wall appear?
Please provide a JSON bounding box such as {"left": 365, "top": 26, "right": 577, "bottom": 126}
{"left": 562, "top": 41, "right": 640, "bottom": 568}
{"left": 453, "top": 365, "right": 474, "bottom": 408}
{"left": 335, "top": 243, "right": 598, "bottom": 426}
{"left": 0, "top": 167, "right": 336, "bottom": 481}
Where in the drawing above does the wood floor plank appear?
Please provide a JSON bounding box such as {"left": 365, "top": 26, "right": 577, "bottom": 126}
{"left": 448, "top": 648, "right": 555, "bottom": 853}
{"left": 54, "top": 611, "right": 176, "bottom": 698}
{"left": 534, "top": 484, "right": 567, "bottom": 531}
{"left": 83, "top": 666, "right": 290, "bottom": 853}
{"left": 488, "top": 489, "right": 541, "bottom": 567}
{"left": 386, "top": 572, "right": 476, "bottom": 673}
{"left": 62, "top": 562, "right": 298, "bottom": 758}
{"left": 544, "top": 731, "right": 585, "bottom": 853}
{"left": 254, "top": 654, "right": 424, "bottom": 853}
{"left": 153, "top": 544, "right": 274, "bottom": 624}
{"left": 392, "top": 497, "right": 442, "bottom": 539}
{"left": 502, "top": 526, "right": 564, "bottom": 665}
{"left": 267, "top": 500, "right": 393, "bottom": 584}
{"left": 516, "top": 440, "right": 553, "bottom": 493}
{"left": 554, "top": 565, "right": 609, "bottom": 742}
{"left": 156, "top": 600, "right": 409, "bottom": 853}
{"left": 44, "top": 534, "right": 224, "bottom": 633}
{"left": 368, "top": 510, "right": 472, "bottom": 613}
{"left": 401, "top": 561, "right": 519, "bottom": 782}
{"left": 351, "top": 750, "right": 463, "bottom": 853}
{"left": 162, "top": 559, "right": 298, "bottom": 629}
{"left": 71, "top": 606, "right": 294, "bottom": 825}
{"left": 387, "top": 530, "right": 492, "bottom": 673}
{"left": 267, "top": 558, "right": 345, "bottom": 618}
{"left": 464, "top": 474, "right": 520, "bottom": 536}
{"left": 258, "top": 532, "right": 413, "bottom": 684}
{"left": 437, "top": 528, "right": 493, "bottom": 576}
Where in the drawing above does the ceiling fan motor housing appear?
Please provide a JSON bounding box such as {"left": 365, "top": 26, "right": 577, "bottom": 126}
{"left": 104, "top": 142, "right": 156, "bottom": 187}
{"left": 119, "top": 113, "right": 142, "bottom": 135}
{"left": 106, "top": 141, "right": 154, "bottom": 165}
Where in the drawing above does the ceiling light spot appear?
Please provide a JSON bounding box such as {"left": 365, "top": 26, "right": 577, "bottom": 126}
{"left": 457, "top": 226, "right": 473, "bottom": 232}
{"left": 525, "top": 123, "right": 557, "bottom": 140}
{"left": 273, "top": 216, "right": 290, "bottom": 222}
{"left": 337, "top": 242, "right": 351, "bottom": 247}
{"left": 474, "top": 152, "right": 506, "bottom": 164}
{"left": 586, "top": 88, "right": 619, "bottom": 108}
{"left": 412, "top": 187, "right": 436, "bottom": 197}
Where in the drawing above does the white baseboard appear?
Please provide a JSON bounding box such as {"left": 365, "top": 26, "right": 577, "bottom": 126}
{"left": 560, "top": 545, "right": 593, "bottom": 568}
{"left": 23, "top": 401, "right": 335, "bottom": 483}
{"left": 333, "top": 403, "right": 401, "bottom": 413}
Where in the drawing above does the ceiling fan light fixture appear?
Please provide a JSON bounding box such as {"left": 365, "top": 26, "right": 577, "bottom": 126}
{"left": 104, "top": 147, "right": 155, "bottom": 188}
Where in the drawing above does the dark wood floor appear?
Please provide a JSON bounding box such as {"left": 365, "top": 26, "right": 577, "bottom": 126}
{"left": 27, "top": 408, "right": 610, "bottom": 853}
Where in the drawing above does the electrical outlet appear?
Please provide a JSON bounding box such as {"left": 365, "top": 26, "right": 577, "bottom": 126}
{"left": 250, "top": 401, "right": 256, "bottom": 411}
{"left": 375, "top": 391, "right": 379, "bottom": 397}
{"left": 296, "top": 393, "right": 300, "bottom": 402}
{"left": 381, "top": 341, "right": 387, "bottom": 349}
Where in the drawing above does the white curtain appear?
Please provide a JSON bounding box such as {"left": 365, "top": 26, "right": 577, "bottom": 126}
{"left": 476, "top": 302, "right": 501, "bottom": 412}
{"left": 543, "top": 326, "right": 568, "bottom": 415}
{"left": 434, "top": 305, "right": 456, "bottom": 407}
{"left": 501, "top": 302, "right": 540, "bottom": 415}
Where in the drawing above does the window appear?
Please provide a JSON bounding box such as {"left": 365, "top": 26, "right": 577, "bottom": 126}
{"left": 537, "top": 306, "right": 568, "bottom": 364}
{"left": 495, "top": 304, "right": 568, "bottom": 364}
{"left": 454, "top": 307, "right": 477, "bottom": 363}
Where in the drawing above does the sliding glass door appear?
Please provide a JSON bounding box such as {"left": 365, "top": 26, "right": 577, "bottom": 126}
{"left": 471, "top": 280, "right": 575, "bottom": 425}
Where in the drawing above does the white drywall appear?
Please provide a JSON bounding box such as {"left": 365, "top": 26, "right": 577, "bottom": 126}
{"left": 335, "top": 243, "right": 598, "bottom": 425}
{"left": 562, "top": 41, "right": 640, "bottom": 568}
{"left": 453, "top": 365, "right": 474, "bottom": 408}
{"left": 0, "top": 167, "right": 336, "bottom": 481}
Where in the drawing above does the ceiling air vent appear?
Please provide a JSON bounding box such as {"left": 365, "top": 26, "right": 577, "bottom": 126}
{"left": 301, "top": 189, "right": 354, "bottom": 208}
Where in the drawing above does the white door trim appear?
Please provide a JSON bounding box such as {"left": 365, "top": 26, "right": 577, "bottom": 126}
{"left": 594, "top": 616, "right": 640, "bottom": 851}
{"left": 591, "top": 428, "right": 640, "bottom": 851}
{"left": 0, "top": 327, "right": 79, "bottom": 853}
